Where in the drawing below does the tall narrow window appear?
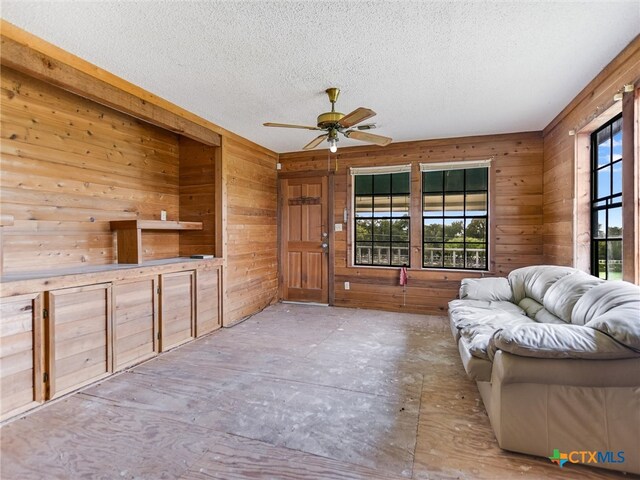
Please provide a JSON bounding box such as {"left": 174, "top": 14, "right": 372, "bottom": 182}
{"left": 353, "top": 168, "right": 410, "bottom": 267}
{"left": 591, "top": 114, "right": 623, "bottom": 280}
{"left": 421, "top": 161, "right": 489, "bottom": 270}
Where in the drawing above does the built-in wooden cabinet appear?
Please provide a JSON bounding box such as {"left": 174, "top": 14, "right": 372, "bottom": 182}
{"left": 0, "top": 293, "right": 43, "bottom": 421}
{"left": 46, "top": 284, "right": 112, "bottom": 400}
{"left": 195, "top": 267, "right": 221, "bottom": 336}
{"left": 159, "top": 271, "right": 196, "bottom": 351}
{"left": 0, "top": 259, "right": 221, "bottom": 420}
{"left": 112, "top": 277, "right": 159, "bottom": 372}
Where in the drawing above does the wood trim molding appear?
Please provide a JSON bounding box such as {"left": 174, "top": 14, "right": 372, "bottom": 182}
{"left": 622, "top": 87, "right": 639, "bottom": 283}
{"left": 328, "top": 174, "right": 336, "bottom": 306}
{"left": 279, "top": 131, "right": 543, "bottom": 160}
{"left": 0, "top": 32, "right": 219, "bottom": 146}
{"left": 574, "top": 132, "right": 591, "bottom": 272}
{"left": 0, "top": 19, "right": 277, "bottom": 156}
{"left": 409, "top": 163, "right": 422, "bottom": 269}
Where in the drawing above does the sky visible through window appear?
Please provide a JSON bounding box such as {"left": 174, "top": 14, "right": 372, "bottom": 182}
{"left": 597, "top": 124, "right": 622, "bottom": 231}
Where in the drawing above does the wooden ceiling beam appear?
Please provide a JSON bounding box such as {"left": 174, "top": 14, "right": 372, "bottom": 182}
{"left": 0, "top": 30, "right": 221, "bottom": 146}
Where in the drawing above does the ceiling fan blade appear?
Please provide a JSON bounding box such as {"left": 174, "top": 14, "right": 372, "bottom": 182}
{"left": 345, "top": 130, "right": 392, "bottom": 146}
{"left": 303, "top": 134, "right": 329, "bottom": 150}
{"left": 356, "top": 123, "right": 376, "bottom": 130}
{"left": 263, "top": 122, "right": 322, "bottom": 130}
{"left": 338, "top": 107, "right": 376, "bottom": 128}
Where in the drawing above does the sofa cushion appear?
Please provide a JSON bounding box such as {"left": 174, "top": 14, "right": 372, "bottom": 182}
{"left": 517, "top": 298, "right": 565, "bottom": 324}
{"left": 572, "top": 280, "right": 640, "bottom": 326}
{"left": 543, "top": 272, "right": 604, "bottom": 323}
{"left": 587, "top": 305, "right": 640, "bottom": 352}
{"left": 459, "top": 325, "right": 495, "bottom": 360}
{"left": 489, "top": 323, "right": 639, "bottom": 360}
{"left": 508, "top": 265, "right": 577, "bottom": 304}
{"left": 518, "top": 297, "right": 544, "bottom": 317}
{"left": 448, "top": 299, "right": 526, "bottom": 341}
{"left": 532, "top": 308, "right": 565, "bottom": 324}
{"left": 459, "top": 277, "right": 513, "bottom": 302}
{"left": 458, "top": 313, "right": 535, "bottom": 362}
{"left": 458, "top": 337, "right": 493, "bottom": 382}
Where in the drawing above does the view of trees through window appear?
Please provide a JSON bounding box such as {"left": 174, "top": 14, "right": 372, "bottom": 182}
{"left": 354, "top": 172, "right": 410, "bottom": 267}
{"left": 353, "top": 166, "right": 489, "bottom": 270}
{"left": 422, "top": 167, "right": 488, "bottom": 269}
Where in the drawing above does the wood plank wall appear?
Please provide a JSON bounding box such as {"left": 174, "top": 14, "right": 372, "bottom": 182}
{"left": 279, "top": 132, "right": 544, "bottom": 314}
{"left": 178, "top": 137, "right": 217, "bottom": 257}
{"left": 222, "top": 137, "right": 279, "bottom": 325}
{"left": 0, "top": 67, "right": 181, "bottom": 273}
{"left": 542, "top": 36, "right": 640, "bottom": 267}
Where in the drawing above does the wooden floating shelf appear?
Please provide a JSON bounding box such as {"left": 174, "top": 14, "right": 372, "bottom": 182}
{"left": 110, "top": 220, "right": 203, "bottom": 264}
{"left": 110, "top": 220, "right": 202, "bottom": 231}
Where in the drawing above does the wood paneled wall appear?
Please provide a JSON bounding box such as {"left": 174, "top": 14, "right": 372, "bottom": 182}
{"left": 178, "top": 137, "right": 217, "bottom": 257}
{"left": 221, "top": 137, "right": 279, "bottom": 325}
{"left": 279, "top": 132, "right": 544, "bottom": 314}
{"left": 0, "top": 67, "right": 181, "bottom": 273}
{"left": 542, "top": 36, "right": 640, "bottom": 268}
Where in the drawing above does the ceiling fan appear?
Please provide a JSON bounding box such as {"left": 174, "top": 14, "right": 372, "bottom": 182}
{"left": 263, "top": 88, "right": 392, "bottom": 152}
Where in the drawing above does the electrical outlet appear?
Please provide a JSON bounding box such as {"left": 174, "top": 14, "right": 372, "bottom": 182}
{"left": 276, "top": 162, "right": 282, "bottom": 170}
{"left": 160, "top": 210, "right": 167, "bottom": 221}
{"left": 335, "top": 223, "right": 343, "bottom": 232}
{"left": 344, "top": 281, "right": 350, "bottom": 290}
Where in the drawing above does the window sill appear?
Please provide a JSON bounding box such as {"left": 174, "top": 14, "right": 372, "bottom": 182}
{"left": 348, "top": 264, "right": 493, "bottom": 275}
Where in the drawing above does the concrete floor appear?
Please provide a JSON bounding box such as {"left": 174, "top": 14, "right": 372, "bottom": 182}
{"left": 0, "top": 303, "right": 625, "bottom": 479}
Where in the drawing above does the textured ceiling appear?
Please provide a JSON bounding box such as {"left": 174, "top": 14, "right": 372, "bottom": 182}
{"left": 3, "top": 1, "right": 639, "bottom": 153}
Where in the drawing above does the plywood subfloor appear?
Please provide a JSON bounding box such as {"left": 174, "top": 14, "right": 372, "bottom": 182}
{"left": 0, "top": 304, "right": 626, "bottom": 479}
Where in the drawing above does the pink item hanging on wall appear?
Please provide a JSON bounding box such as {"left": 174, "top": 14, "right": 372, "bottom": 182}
{"left": 399, "top": 266, "right": 408, "bottom": 286}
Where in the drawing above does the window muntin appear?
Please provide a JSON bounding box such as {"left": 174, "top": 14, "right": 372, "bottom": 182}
{"left": 591, "top": 114, "right": 623, "bottom": 280}
{"left": 354, "top": 172, "right": 410, "bottom": 266}
{"left": 422, "top": 167, "right": 488, "bottom": 269}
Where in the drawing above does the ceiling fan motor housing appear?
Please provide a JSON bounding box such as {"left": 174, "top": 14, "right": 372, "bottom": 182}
{"left": 317, "top": 111, "right": 344, "bottom": 129}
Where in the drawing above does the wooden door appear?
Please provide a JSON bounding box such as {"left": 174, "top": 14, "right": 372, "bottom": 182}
{"left": 112, "top": 276, "right": 158, "bottom": 372}
{"left": 159, "top": 270, "right": 195, "bottom": 351}
{"left": 47, "top": 284, "right": 111, "bottom": 399}
{"left": 0, "top": 293, "right": 44, "bottom": 420}
{"left": 281, "top": 176, "right": 329, "bottom": 303}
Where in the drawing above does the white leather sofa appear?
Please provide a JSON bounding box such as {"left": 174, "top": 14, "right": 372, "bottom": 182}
{"left": 448, "top": 265, "right": 640, "bottom": 474}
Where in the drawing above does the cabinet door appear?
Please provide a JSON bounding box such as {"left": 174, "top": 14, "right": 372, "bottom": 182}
{"left": 47, "top": 284, "right": 111, "bottom": 399}
{"left": 160, "top": 271, "right": 195, "bottom": 351}
{"left": 0, "top": 293, "right": 44, "bottom": 420}
{"left": 195, "top": 267, "right": 221, "bottom": 337}
{"left": 112, "top": 277, "right": 158, "bottom": 372}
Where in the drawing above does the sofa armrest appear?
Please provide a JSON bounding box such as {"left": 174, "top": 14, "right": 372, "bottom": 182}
{"left": 489, "top": 323, "right": 638, "bottom": 360}
{"left": 459, "top": 277, "right": 513, "bottom": 302}
{"left": 491, "top": 350, "right": 640, "bottom": 387}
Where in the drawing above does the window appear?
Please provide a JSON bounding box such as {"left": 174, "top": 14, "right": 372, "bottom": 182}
{"left": 422, "top": 162, "right": 489, "bottom": 269}
{"left": 591, "top": 114, "right": 623, "bottom": 280}
{"left": 354, "top": 170, "right": 410, "bottom": 266}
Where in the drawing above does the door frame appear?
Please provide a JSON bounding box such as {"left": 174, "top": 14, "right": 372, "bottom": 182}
{"left": 278, "top": 171, "right": 334, "bottom": 305}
